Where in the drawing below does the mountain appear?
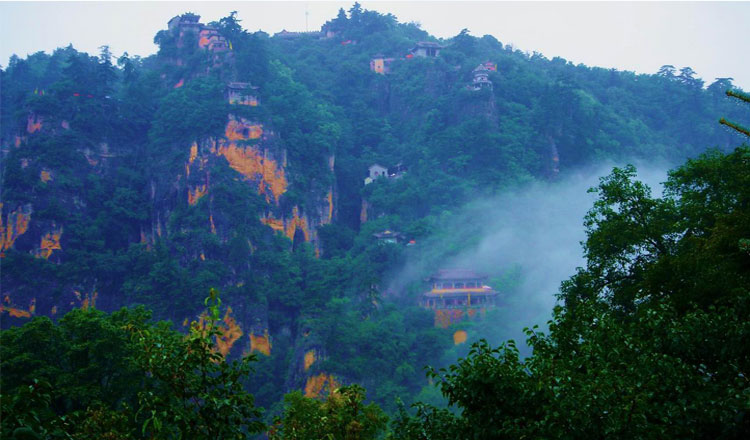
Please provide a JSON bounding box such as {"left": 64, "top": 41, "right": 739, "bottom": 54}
{"left": 1, "top": 5, "right": 746, "bottom": 412}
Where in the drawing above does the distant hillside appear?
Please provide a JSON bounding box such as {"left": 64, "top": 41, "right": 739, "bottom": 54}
{"left": 1, "top": 4, "right": 746, "bottom": 413}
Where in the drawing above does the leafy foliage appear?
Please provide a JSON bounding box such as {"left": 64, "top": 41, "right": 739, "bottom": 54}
{"left": 1, "top": 290, "right": 265, "bottom": 439}
{"left": 270, "top": 385, "right": 388, "bottom": 440}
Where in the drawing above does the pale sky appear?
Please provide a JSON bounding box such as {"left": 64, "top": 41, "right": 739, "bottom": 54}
{"left": 1, "top": 1, "right": 748, "bottom": 89}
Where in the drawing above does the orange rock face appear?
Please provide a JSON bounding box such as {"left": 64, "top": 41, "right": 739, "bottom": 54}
{"left": 304, "top": 373, "right": 339, "bottom": 398}
{"left": 191, "top": 307, "right": 245, "bottom": 357}
{"left": 261, "top": 215, "right": 285, "bottom": 233}
{"left": 189, "top": 134, "right": 283, "bottom": 208}
{"left": 285, "top": 206, "right": 310, "bottom": 242}
{"left": 1, "top": 204, "right": 32, "bottom": 254}
{"left": 26, "top": 114, "right": 42, "bottom": 133}
{"left": 84, "top": 291, "right": 97, "bottom": 310}
{"left": 326, "top": 190, "right": 334, "bottom": 223}
{"left": 261, "top": 207, "right": 310, "bottom": 243}
{"left": 214, "top": 307, "right": 243, "bottom": 357}
{"left": 249, "top": 330, "right": 272, "bottom": 356}
{"left": 1, "top": 306, "right": 31, "bottom": 318}
{"left": 0, "top": 295, "right": 35, "bottom": 319}
{"left": 224, "top": 116, "right": 263, "bottom": 141}
{"left": 304, "top": 350, "right": 316, "bottom": 371}
{"left": 216, "top": 142, "right": 287, "bottom": 204}
{"left": 188, "top": 185, "right": 207, "bottom": 205}
{"left": 72, "top": 290, "right": 98, "bottom": 310}
{"left": 36, "top": 226, "right": 63, "bottom": 259}
{"left": 40, "top": 170, "right": 52, "bottom": 183}
{"left": 186, "top": 142, "right": 198, "bottom": 176}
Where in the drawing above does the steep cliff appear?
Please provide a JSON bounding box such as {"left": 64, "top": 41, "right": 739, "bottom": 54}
{"left": 0, "top": 16, "right": 338, "bottom": 376}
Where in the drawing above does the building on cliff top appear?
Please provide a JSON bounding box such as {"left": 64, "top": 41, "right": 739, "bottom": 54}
{"left": 373, "top": 230, "right": 404, "bottom": 244}
{"left": 470, "top": 64, "right": 493, "bottom": 91}
{"left": 421, "top": 269, "right": 498, "bottom": 310}
{"left": 410, "top": 41, "right": 445, "bottom": 58}
{"left": 168, "top": 13, "right": 202, "bottom": 32}
{"left": 274, "top": 29, "right": 324, "bottom": 39}
{"left": 199, "top": 27, "right": 230, "bottom": 52}
{"left": 167, "top": 14, "right": 231, "bottom": 58}
{"left": 226, "top": 82, "right": 260, "bottom": 106}
{"left": 364, "top": 163, "right": 387, "bottom": 185}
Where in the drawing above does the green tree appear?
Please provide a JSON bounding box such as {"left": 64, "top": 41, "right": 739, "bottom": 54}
{"left": 720, "top": 89, "right": 750, "bottom": 137}
{"left": 270, "top": 385, "right": 388, "bottom": 440}
{"left": 127, "top": 288, "right": 265, "bottom": 439}
{"left": 1, "top": 290, "right": 265, "bottom": 439}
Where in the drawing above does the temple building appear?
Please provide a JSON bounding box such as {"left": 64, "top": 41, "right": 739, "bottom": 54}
{"left": 470, "top": 64, "right": 493, "bottom": 91}
{"left": 421, "top": 269, "right": 498, "bottom": 327}
{"left": 364, "top": 163, "right": 388, "bottom": 185}
{"left": 199, "top": 27, "right": 230, "bottom": 52}
{"left": 373, "top": 230, "right": 404, "bottom": 244}
{"left": 166, "top": 14, "right": 231, "bottom": 65}
{"left": 273, "top": 30, "right": 325, "bottom": 39}
{"left": 409, "top": 42, "right": 444, "bottom": 58}
{"left": 226, "top": 82, "right": 260, "bottom": 106}
{"left": 168, "top": 13, "right": 202, "bottom": 33}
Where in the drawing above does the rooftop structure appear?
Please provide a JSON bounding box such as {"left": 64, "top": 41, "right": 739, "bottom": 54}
{"left": 274, "top": 30, "right": 324, "bottom": 39}
{"left": 198, "top": 28, "right": 229, "bottom": 52}
{"left": 165, "top": 15, "right": 231, "bottom": 62}
{"left": 226, "top": 82, "right": 260, "bottom": 106}
{"left": 364, "top": 163, "right": 388, "bottom": 185}
{"left": 410, "top": 41, "right": 444, "bottom": 58}
{"left": 168, "top": 13, "right": 202, "bottom": 32}
{"left": 421, "top": 269, "right": 498, "bottom": 311}
{"left": 471, "top": 64, "right": 493, "bottom": 91}
{"left": 373, "top": 230, "right": 404, "bottom": 244}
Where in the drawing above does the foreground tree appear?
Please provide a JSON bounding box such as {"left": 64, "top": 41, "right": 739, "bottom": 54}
{"left": 1, "top": 289, "right": 264, "bottom": 439}
{"left": 269, "top": 385, "right": 388, "bottom": 440}
{"left": 720, "top": 89, "right": 750, "bottom": 137}
{"left": 127, "top": 288, "right": 265, "bottom": 439}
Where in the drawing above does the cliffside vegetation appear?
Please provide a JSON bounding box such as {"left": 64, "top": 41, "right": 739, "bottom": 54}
{"left": 1, "top": 3, "right": 749, "bottom": 438}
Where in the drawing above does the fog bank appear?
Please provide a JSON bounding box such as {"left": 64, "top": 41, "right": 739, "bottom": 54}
{"left": 391, "top": 161, "right": 671, "bottom": 346}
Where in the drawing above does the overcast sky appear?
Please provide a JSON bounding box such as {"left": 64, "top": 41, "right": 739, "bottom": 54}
{"left": 1, "top": 1, "right": 748, "bottom": 89}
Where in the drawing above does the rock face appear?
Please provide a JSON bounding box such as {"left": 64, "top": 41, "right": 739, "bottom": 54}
{"left": 178, "top": 113, "right": 335, "bottom": 253}
{"left": 0, "top": 15, "right": 338, "bottom": 395}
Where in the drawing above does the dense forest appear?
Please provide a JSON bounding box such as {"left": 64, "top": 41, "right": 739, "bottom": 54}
{"left": 2, "top": 4, "right": 749, "bottom": 438}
